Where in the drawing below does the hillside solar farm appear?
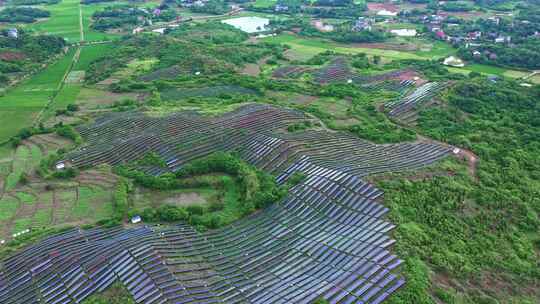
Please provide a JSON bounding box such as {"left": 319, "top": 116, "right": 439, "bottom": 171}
{"left": 0, "top": 0, "right": 539, "bottom": 303}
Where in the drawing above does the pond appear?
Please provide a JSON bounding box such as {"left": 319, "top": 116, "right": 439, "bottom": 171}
{"left": 222, "top": 17, "right": 270, "bottom": 33}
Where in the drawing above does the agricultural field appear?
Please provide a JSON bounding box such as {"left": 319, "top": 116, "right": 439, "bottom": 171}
{"left": 0, "top": 132, "right": 118, "bottom": 239}
{"left": 0, "top": 43, "right": 117, "bottom": 143}
{"left": 0, "top": 48, "right": 75, "bottom": 143}
{"left": 25, "top": 0, "right": 117, "bottom": 42}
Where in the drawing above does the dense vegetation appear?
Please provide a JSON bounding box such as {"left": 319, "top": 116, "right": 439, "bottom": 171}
{"left": 248, "top": 0, "right": 366, "bottom": 18}
{"left": 459, "top": 39, "right": 540, "bottom": 70}
{"left": 0, "top": 29, "right": 66, "bottom": 86}
{"left": 82, "top": 283, "right": 135, "bottom": 304}
{"left": 85, "top": 22, "right": 283, "bottom": 84}
{"left": 190, "top": 0, "right": 230, "bottom": 15}
{"left": 116, "top": 152, "right": 288, "bottom": 231}
{"left": 0, "top": 7, "right": 50, "bottom": 23}
{"left": 8, "top": 0, "right": 59, "bottom": 5}
{"left": 385, "top": 79, "right": 540, "bottom": 303}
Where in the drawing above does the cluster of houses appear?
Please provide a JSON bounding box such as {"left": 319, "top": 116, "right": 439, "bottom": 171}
{"left": 180, "top": 0, "right": 207, "bottom": 8}
{"left": 352, "top": 17, "right": 373, "bottom": 32}
{"left": 422, "top": 14, "right": 513, "bottom": 50}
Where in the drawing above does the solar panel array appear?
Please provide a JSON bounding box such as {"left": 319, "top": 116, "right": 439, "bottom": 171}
{"left": 0, "top": 104, "right": 452, "bottom": 303}
{"left": 65, "top": 104, "right": 450, "bottom": 176}
{"left": 384, "top": 82, "right": 452, "bottom": 124}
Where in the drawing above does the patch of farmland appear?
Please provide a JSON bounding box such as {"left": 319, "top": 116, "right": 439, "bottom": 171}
{"left": 65, "top": 70, "right": 85, "bottom": 83}
{"left": 0, "top": 48, "right": 76, "bottom": 143}
{"left": 0, "top": 170, "right": 117, "bottom": 240}
{"left": 161, "top": 85, "right": 259, "bottom": 100}
{"left": 76, "top": 87, "right": 140, "bottom": 110}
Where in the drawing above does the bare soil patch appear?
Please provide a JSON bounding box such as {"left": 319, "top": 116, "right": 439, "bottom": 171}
{"left": 241, "top": 63, "right": 261, "bottom": 76}
{"left": 283, "top": 49, "right": 313, "bottom": 61}
{"left": 367, "top": 3, "right": 399, "bottom": 12}
{"left": 333, "top": 117, "right": 361, "bottom": 128}
{"left": 163, "top": 192, "right": 208, "bottom": 207}
{"left": 0, "top": 51, "right": 26, "bottom": 61}
{"left": 453, "top": 148, "right": 479, "bottom": 182}
{"left": 77, "top": 88, "right": 139, "bottom": 110}
{"left": 395, "top": 69, "right": 426, "bottom": 84}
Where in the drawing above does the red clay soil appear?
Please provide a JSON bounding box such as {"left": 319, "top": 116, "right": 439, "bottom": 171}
{"left": 395, "top": 70, "right": 427, "bottom": 84}
{"left": 0, "top": 51, "right": 26, "bottom": 61}
{"left": 367, "top": 3, "right": 399, "bottom": 12}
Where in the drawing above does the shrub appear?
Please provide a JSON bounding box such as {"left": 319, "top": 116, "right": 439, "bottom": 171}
{"left": 113, "top": 179, "right": 129, "bottom": 220}
{"left": 52, "top": 167, "right": 79, "bottom": 179}
{"left": 55, "top": 125, "right": 82, "bottom": 144}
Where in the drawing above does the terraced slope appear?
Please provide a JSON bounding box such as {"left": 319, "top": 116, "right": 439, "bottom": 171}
{"left": 0, "top": 104, "right": 452, "bottom": 304}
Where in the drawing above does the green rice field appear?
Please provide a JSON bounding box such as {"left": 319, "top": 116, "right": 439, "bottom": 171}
{"left": 26, "top": 0, "right": 117, "bottom": 43}
{"left": 0, "top": 48, "right": 76, "bottom": 143}
{"left": 0, "top": 42, "right": 113, "bottom": 143}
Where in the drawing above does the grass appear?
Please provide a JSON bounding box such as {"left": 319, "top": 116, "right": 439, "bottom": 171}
{"left": 33, "top": 209, "right": 52, "bottom": 226}
{"left": 253, "top": 0, "right": 276, "bottom": 8}
{"left": 82, "top": 282, "right": 135, "bottom": 304}
{"left": 263, "top": 34, "right": 429, "bottom": 60}
{"left": 147, "top": 101, "right": 252, "bottom": 117}
{"left": 12, "top": 218, "right": 32, "bottom": 234}
{"left": 73, "top": 186, "right": 112, "bottom": 220}
{"left": 209, "top": 176, "right": 242, "bottom": 226}
{"left": 376, "top": 22, "right": 422, "bottom": 30}
{"left": 30, "top": 144, "right": 42, "bottom": 168}
{"left": 0, "top": 197, "right": 18, "bottom": 222}
{"left": 502, "top": 70, "right": 531, "bottom": 79}
{"left": 16, "top": 192, "right": 36, "bottom": 205}
{"left": 463, "top": 63, "right": 509, "bottom": 76}
{"left": 5, "top": 145, "right": 30, "bottom": 191}
{"left": 41, "top": 84, "right": 82, "bottom": 122}
{"left": 529, "top": 74, "right": 540, "bottom": 84}
{"left": 133, "top": 187, "right": 218, "bottom": 210}
{"left": 74, "top": 44, "right": 114, "bottom": 70}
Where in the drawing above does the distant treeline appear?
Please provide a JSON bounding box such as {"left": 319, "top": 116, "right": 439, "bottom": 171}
{"left": 0, "top": 7, "right": 50, "bottom": 23}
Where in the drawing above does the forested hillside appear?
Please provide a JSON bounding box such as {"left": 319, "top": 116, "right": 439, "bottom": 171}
{"left": 385, "top": 79, "right": 540, "bottom": 303}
